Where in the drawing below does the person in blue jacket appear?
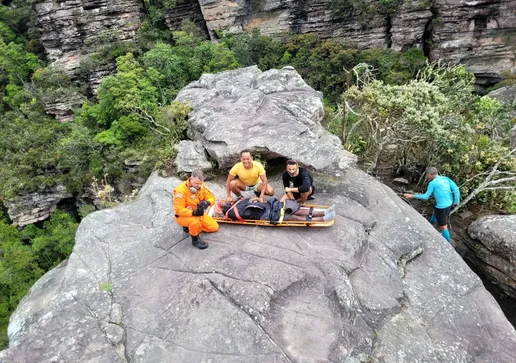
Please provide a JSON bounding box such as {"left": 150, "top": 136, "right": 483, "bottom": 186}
{"left": 403, "top": 167, "right": 460, "bottom": 242}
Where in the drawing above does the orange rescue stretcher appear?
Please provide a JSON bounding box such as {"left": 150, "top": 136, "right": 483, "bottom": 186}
{"left": 210, "top": 203, "right": 335, "bottom": 227}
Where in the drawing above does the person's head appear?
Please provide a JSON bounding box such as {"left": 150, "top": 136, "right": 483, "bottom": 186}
{"left": 240, "top": 150, "right": 253, "bottom": 168}
{"left": 426, "top": 167, "right": 438, "bottom": 181}
{"left": 212, "top": 200, "right": 231, "bottom": 217}
{"left": 286, "top": 159, "right": 299, "bottom": 177}
{"left": 188, "top": 168, "right": 205, "bottom": 192}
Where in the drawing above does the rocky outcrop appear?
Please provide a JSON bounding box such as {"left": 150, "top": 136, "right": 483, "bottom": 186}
{"left": 2, "top": 169, "right": 516, "bottom": 362}
{"left": 33, "top": 0, "right": 142, "bottom": 93}
{"left": 3, "top": 185, "right": 73, "bottom": 226}
{"left": 175, "top": 65, "right": 356, "bottom": 170}
{"left": 174, "top": 140, "right": 212, "bottom": 174}
{"left": 181, "top": 0, "right": 515, "bottom": 85}
{"left": 468, "top": 215, "right": 516, "bottom": 299}
{"left": 429, "top": 0, "right": 516, "bottom": 86}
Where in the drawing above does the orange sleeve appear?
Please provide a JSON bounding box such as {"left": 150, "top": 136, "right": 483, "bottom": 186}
{"left": 173, "top": 185, "right": 193, "bottom": 217}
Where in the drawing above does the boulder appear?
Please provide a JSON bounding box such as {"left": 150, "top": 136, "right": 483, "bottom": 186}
{"left": 468, "top": 215, "right": 516, "bottom": 298}
{"left": 175, "top": 66, "right": 357, "bottom": 170}
{"left": 3, "top": 185, "right": 73, "bottom": 227}
{"left": 174, "top": 140, "right": 212, "bottom": 174}
{"left": 1, "top": 169, "right": 516, "bottom": 362}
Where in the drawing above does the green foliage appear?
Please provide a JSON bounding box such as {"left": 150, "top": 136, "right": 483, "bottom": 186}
{"left": 343, "top": 63, "right": 516, "bottom": 209}
{"left": 0, "top": 210, "right": 77, "bottom": 348}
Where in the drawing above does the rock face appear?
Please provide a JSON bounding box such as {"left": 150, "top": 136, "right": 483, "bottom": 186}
{"left": 178, "top": 0, "right": 516, "bottom": 85}
{"left": 174, "top": 140, "right": 212, "bottom": 174}
{"left": 3, "top": 185, "right": 73, "bottom": 226}
{"left": 33, "top": 0, "right": 142, "bottom": 93}
{"left": 1, "top": 169, "right": 516, "bottom": 362}
{"left": 175, "top": 65, "right": 356, "bottom": 170}
{"left": 468, "top": 215, "right": 516, "bottom": 299}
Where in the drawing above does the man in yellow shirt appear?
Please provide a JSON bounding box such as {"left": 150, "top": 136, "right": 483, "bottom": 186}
{"left": 174, "top": 169, "right": 218, "bottom": 249}
{"left": 225, "top": 150, "right": 274, "bottom": 203}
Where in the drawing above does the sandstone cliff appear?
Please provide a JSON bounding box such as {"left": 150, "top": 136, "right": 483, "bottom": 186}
{"left": 32, "top": 0, "right": 515, "bottom": 91}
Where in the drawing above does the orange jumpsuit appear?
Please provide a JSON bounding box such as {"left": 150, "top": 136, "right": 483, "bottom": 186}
{"left": 173, "top": 181, "right": 219, "bottom": 236}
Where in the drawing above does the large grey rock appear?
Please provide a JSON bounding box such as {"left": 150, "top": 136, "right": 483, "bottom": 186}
{"left": 4, "top": 185, "right": 73, "bottom": 226}
{"left": 176, "top": 66, "right": 357, "bottom": 170}
{"left": 2, "top": 169, "right": 516, "bottom": 363}
{"left": 468, "top": 215, "right": 516, "bottom": 298}
{"left": 174, "top": 140, "right": 213, "bottom": 174}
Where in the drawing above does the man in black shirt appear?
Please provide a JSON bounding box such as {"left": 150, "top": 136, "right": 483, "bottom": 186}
{"left": 280, "top": 159, "right": 315, "bottom": 204}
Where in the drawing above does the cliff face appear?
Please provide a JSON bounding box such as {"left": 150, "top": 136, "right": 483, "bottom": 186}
{"left": 33, "top": 0, "right": 515, "bottom": 87}
{"left": 164, "top": 0, "right": 516, "bottom": 85}
{"left": 34, "top": 0, "right": 142, "bottom": 91}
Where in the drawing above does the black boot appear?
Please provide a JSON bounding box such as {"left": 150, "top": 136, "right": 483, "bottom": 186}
{"left": 183, "top": 226, "right": 189, "bottom": 233}
{"left": 191, "top": 234, "right": 208, "bottom": 249}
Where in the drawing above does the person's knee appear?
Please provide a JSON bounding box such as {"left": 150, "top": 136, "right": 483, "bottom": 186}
{"left": 267, "top": 186, "right": 274, "bottom": 195}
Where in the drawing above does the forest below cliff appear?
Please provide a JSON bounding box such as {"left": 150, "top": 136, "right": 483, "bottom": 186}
{"left": 0, "top": 0, "right": 515, "bottom": 349}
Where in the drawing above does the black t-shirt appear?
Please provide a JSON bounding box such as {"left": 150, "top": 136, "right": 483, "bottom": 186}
{"left": 282, "top": 167, "right": 313, "bottom": 193}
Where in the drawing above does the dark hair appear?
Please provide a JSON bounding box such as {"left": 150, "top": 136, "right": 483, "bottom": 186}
{"left": 286, "top": 159, "right": 298, "bottom": 165}
{"left": 240, "top": 150, "right": 252, "bottom": 157}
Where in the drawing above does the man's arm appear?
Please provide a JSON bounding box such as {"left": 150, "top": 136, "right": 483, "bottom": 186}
{"left": 403, "top": 182, "right": 435, "bottom": 200}
{"left": 173, "top": 190, "right": 193, "bottom": 217}
{"left": 414, "top": 182, "right": 435, "bottom": 200}
{"left": 258, "top": 174, "right": 268, "bottom": 202}
{"left": 226, "top": 174, "right": 236, "bottom": 199}
{"left": 448, "top": 178, "right": 460, "bottom": 205}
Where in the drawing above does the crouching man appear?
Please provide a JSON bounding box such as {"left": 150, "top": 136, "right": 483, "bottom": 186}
{"left": 173, "top": 169, "right": 218, "bottom": 249}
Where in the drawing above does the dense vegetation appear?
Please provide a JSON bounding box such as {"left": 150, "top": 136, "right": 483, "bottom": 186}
{"left": 0, "top": 0, "right": 514, "bottom": 349}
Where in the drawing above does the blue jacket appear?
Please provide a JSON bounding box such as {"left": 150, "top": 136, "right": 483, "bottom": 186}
{"left": 414, "top": 175, "right": 460, "bottom": 209}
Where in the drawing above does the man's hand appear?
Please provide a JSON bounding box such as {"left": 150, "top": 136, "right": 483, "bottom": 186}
{"left": 197, "top": 200, "right": 210, "bottom": 210}
{"left": 285, "top": 187, "right": 292, "bottom": 193}
{"left": 403, "top": 193, "right": 414, "bottom": 199}
{"left": 451, "top": 203, "right": 457, "bottom": 211}
{"left": 192, "top": 208, "right": 204, "bottom": 216}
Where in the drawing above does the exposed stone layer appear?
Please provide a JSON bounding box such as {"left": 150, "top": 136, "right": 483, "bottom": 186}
{"left": 4, "top": 185, "right": 73, "bottom": 226}
{"left": 467, "top": 215, "right": 516, "bottom": 299}
{"left": 1, "top": 170, "right": 516, "bottom": 362}
{"left": 175, "top": 66, "right": 357, "bottom": 170}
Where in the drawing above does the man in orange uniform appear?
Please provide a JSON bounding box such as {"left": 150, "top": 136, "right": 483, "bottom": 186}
{"left": 174, "top": 169, "right": 218, "bottom": 249}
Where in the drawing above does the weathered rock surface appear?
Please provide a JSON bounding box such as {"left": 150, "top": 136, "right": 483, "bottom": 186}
{"left": 33, "top": 0, "right": 141, "bottom": 94}
{"left": 171, "top": 0, "right": 515, "bottom": 85}
{"left": 3, "top": 185, "right": 73, "bottom": 226}
{"left": 467, "top": 215, "right": 516, "bottom": 299}
{"left": 175, "top": 65, "right": 356, "bottom": 170}
{"left": 174, "top": 140, "right": 212, "bottom": 174}
{"left": 1, "top": 169, "right": 516, "bottom": 362}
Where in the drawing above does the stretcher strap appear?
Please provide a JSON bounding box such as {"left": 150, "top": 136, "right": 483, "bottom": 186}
{"left": 306, "top": 206, "right": 313, "bottom": 221}
{"left": 225, "top": 199, "right": 245, "bottom": 222}
{"left": 278, "top": 202, "right": 286, "bottom": 223}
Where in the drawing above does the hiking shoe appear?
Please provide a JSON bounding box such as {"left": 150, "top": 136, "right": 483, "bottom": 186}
{"left": 323, "top": 211, "right": 336, "bottom": 222}
{"left": 191, "top": 235, "right": 208, "bottom": 249}
{"left": 307, "top": 195, "right": 315, "bottom": 200}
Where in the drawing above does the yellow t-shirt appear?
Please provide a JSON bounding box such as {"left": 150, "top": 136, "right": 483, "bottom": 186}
{"left": 229, "top": 161, "right": 265, "bottom": 186}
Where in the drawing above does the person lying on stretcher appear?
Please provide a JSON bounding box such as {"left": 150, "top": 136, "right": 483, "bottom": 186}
{"left": 210, "top": 196, "right": 335, "bottom": 223}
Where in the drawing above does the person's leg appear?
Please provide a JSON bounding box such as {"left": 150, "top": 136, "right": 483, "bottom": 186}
{"left": 298, "top": 186, "right": 313, "bottom": 204}
{"left": 435, "top": 207, "right": 452, "bottom": 242}
{"left": 257, "top": 182, "right": 274, "bottom": 196}
{"left": 288, "top": 212, "right": 335, "bottom": 222}
{"left": 229, "top": 179, "right": 246, "bottom": 198}
{"left": 200, "top": 214, "right": 219, "bottom": 233}
{"left": 176, "top": 216, "right": 207, "bottom": 249}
